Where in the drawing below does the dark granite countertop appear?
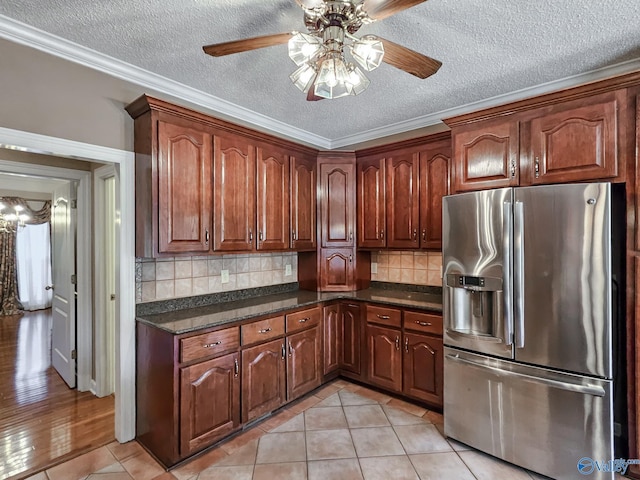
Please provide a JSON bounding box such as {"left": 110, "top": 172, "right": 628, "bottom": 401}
{"left": 137, "top": 287, "right": 442, "bottom": 335}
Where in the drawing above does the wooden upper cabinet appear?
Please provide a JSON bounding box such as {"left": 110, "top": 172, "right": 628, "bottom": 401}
{"left": 213, "top": 134, "right": 256, "bottom": 251}
{"left": 419, "top": 142, "right": 451, "bottom": 249}
{"left": 526, "top": 91, "right": 620, "bottom": 185}
{"left": 357, "top": 156, "right": 386, "bottom": 248}
{"left": 319, "top": 163, "right": 355, "bottom": 247}
{"left": 256, "top": 145, "right": 289, "bottom": 250}
{"left": 290, "top": 154, "right": 317, "bottom": 251}
{"left": 157, "top": 121, "right": 212, "bottom": 254}
{"left": 386, "top": 151, "right": 420, "bottom": 248}
{"left": 452, "top": 119, "right": 519, "bottom": 192}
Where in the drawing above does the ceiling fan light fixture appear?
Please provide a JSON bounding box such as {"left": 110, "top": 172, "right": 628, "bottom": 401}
{"left": 351, "top": 35, "right": 384, "bottom": 71}
{"left": 290, "top": 63, "right": 317, "bottom": 93}
{"left": 288, "top": 32, "right": 324, "bottom": 66}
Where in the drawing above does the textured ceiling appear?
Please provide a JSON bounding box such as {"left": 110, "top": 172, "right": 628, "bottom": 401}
{"left": 1, "top": 0, "right": 639, "bottom": 148}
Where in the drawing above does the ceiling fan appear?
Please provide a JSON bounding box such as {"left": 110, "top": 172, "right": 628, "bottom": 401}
{"left": 202, "top": 0, "right": 441, "bottom": 100}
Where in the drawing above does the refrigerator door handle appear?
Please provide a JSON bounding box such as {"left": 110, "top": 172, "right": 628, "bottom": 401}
{"left": 445, "top": 354, "right": 606, "bottom": 397}
{"left": 514, "top": 201, "right": 525, "bottom": 348}
{"left": 503, "top": 201, "right": 513, "bottom": 346}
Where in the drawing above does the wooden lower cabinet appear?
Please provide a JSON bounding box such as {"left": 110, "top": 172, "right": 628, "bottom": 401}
{"left": 366, "top": 324, "right": 402, "bottom": 392}
{"left": 179, "top": 352, "right": 240, "bottom": 456}
{"left": 323, "top": 304, "right": 341, "bottom": 376}
{"left": 287, "top": 326, "right": 322, "bottom": 400}
{"left": 241, "top": 338, "right": 286, "bottom": 423}
{"left": 402, "top": 332, "right": 443, "bottom": 406}
{"left": 341, "top": 303, "right": 362, "bottom": 375}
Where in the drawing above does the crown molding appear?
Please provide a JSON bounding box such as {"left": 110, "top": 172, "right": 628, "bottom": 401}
{"left": 330, "top": 57, "right": 640, "bottom": 148}
{"left": 1, "top": 14, "right": 639, "bottom": 150}
{"left": 0, "top": 14, "right": 332, "bottom": 150}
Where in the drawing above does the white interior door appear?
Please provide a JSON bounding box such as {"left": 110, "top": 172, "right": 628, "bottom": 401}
{"left": 51, "top": 181, "right": 76, "bottom": 388}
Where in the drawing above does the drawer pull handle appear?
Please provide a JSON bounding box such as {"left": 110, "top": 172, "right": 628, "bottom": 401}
{"left": 258, "top": 327, "right": 272, "bottom": 334}
{"left": 203, "top": 341, "right": 222, "bottom": 348}
{"left": 415, "top": 321, "right": 432, "bottom": 327}
{"left": 377, "top": 314, "right": 391, "bottom": 320}
{"left": 298, "top": 317, "right": 309, "bottom": 323}
{"left": 346, "top": 304, "right": 359, "bottom": 308}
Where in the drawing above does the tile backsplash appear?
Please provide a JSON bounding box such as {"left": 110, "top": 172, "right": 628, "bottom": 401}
{"left": 135, "top": 253, "right": 298, "bottom": 303}
{"left": 371, "top": 251, "right": 442, "bottom": 286}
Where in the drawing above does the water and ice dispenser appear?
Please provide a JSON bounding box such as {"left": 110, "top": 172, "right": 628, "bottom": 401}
{"left": 445, "top": 274, "right": 503, "bottom": 340}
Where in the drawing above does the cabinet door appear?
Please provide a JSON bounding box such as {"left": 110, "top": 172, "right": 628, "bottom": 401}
{"left": 366, "top": 324, "right": 402, "bottom": 392}
{"left": 419, "top": 143, "right": 450, "bottom": 249}
{"left": 241, "top": 338, "right": 286, "bottom": 422}
{"left": 402, "top": 333, "right": 443, "bottom": 407}
{"left": 287, "top": 326, "right": 322, "bottom": 400}
{"left": 386, "top": 152, "right": 420, "bottom": 248}
{"left": 319, "top": 163, "right": 355, "bottom": 247}
{"left": 256, "top": 145, "right": 290, "bottom": 250}
{"left": 452, "top": 120, "right": 519, "bottom": 192}
{"left": 157, "top": 121, "right": 212, "bottom": 254}
{"left": 528, "top": 92, "right": 619, "bottom": 185}
{"left": 319, "top": 249, "right": 355, "bottom": 291}
{"left": 323, "top": 304, "right": 341, "bottom": 376}
{"left": 357, "top": 156, "right": 386, "bottom": 248}
{"left": 213, "top": 134, "right": 256, "bottom": 251}
{"left": 290, "top": 153, "right": 317, "bottom": 251}
{"left": 341, "top": 303, "right": 361, "bottom": 375}
{"left": 179, "top": 352, "right": 240, "bottom": 455}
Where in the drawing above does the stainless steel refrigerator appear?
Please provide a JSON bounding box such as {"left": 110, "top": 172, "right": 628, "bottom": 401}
{"left": 442, "top": 182, "right": 627, "bottom": 480}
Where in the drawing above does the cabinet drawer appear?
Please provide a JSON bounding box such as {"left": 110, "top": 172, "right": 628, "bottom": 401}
{"left": 404, "top": 311, "right": 443, "bottom": 335}
{"left": 242, "top": 316, "right": 285, "bottom": 345}
{"left": 286, "top": 306, "right": 321, "bottom": 333}
{"left": 180, "top": 327, "right": 240, "bottom": 363}
{"left": 366, "top": 305, "right": 401, "bottom": 328}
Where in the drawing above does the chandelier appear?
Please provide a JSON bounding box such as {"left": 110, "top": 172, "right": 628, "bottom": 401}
{"left": 288, "top": 1, "right": 384, "bottom": 99}
{"left": 0, "top": 203, "right": 28, "bottom": 234}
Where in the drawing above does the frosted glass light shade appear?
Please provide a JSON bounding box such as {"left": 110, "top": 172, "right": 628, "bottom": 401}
{"left": 290, "top": 63, "right": 317, "bottom": 93}
{"left": 347, "top": 65, "right": 370, "bottom": 95}
{"left": 351, "top": 35, "right": 384, "bottom": 71}
{"left": 288, "top": 32, "right": 323, "bottom": 66}
{"left": 314, "top": 55, "right": 352, "bottom": 99}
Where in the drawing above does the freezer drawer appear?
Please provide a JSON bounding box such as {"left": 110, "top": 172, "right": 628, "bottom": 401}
{"left": 444, "top": 348, "right": 614, "bottom": 480}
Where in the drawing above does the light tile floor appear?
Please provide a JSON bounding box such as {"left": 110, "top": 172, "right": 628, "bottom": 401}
{"left": 24, "top": 380, "right": 624, "bottom": 480}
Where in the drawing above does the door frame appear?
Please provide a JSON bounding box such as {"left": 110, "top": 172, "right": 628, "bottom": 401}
{"left": 94, "top": 164, "right": 117, "bottom": 397}
{"left": 0, "top": 126, "right": 136, "bottom": 443}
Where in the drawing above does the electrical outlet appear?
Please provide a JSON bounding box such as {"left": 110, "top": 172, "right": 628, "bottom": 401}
{"left": 371, "top": 262, "right": 378, "bottom": 274}
{"left": 285, "top": 264, "right": 292, "bottom": 276}
{"left": 221, "top": 269, "right": 229, "bottom": 284}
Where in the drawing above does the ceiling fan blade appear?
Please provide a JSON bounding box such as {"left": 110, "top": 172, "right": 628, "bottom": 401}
{"left": 203, "top": 32, "right": 293, "bottom": 57}
{"left": 378, "top": 37, "right": 441, "bottom": 79}
{"left": 362, "top": 0, "right": 428, "bottom": 20}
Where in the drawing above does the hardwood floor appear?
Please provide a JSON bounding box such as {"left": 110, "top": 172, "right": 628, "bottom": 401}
{"left": 0, "top": 309, "right": 115, "bottom": 480}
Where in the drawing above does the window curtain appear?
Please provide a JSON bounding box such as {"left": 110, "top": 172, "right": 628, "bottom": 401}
{"left": 0, "top": 198, "right": 51, "bottom": 315}
{"left": 16, "top": 223, "right": 53, "bottom": 311}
